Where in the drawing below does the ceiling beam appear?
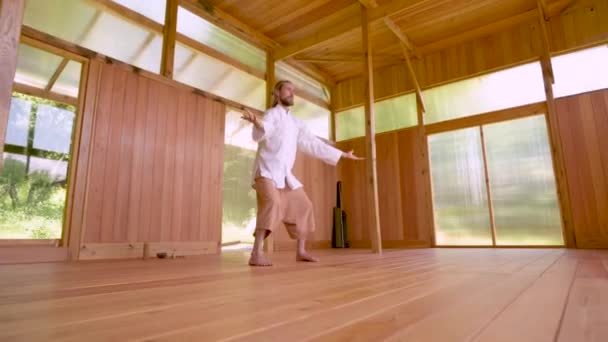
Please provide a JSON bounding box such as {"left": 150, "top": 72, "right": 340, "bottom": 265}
{"left": 383, "top": 17, "right": 420, "bottom": 59}
{"left": 179, "top": 0, "right": 278, "bottom": 50}
{"left": 418, "top": 0, "right": 574, "bottom": 56}
{"left": 400, "top": 43, "right": 425, "bottom": 113}
{"left": 358, "top": 0, "right": 379, "bottom": 9}
{"left": 275, "top": 0, "right": 433, "bottom": 60}
{"left": 538, "top": 0, "right": 549, "bottom": 20}
{"left": 45, "top": 59, "right": 69, "bottom": 92}
{"left": 294, "top": 53, "right": 402, "bottom": 63}
{"left": 536, "top": 0, "right": 554, "bottom": 83}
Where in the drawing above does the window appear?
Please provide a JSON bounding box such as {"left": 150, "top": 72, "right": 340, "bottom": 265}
{"left": 24, "top": 0, "right": 162, "bottom": 73}
{"left": 173, "top": 43, "right": 266, "bottom": 110}
{"left": 1, "top": 95, "right": 79, "bottom": 239}
{"left": 291, "top": 97, "right": 330, "bottom": 139}
{"left": 110, "top": 0, "right": 166, "bottom": 24}
{"left": 423, "top": 62, "right": 546, "bottom": 124}
{"left": 428, "top": 128, "right": 492, "bottom": 245}
{"left": 484, "top": 116, "right": 563, "bottom": 245}
{"left": 222, "top": 109, "right": 257, "bottom": 247}
{"left": 552, "top": 44, "right": 608, "bottom": 98}
{"left": 335, "top": 93, "right": 417, "bottom": 141}
{"left": 428, "top": 115, "right": 562, "bottom": 246}
{"left": 177, "top": 6, "right": 265, "bottom": 72}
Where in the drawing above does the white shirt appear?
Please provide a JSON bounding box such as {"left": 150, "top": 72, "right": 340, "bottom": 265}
{"left": 252, "top": 105, "right": 342, "bottom": 189}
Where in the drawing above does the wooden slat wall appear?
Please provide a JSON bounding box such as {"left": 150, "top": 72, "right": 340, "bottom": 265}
{"left": 336, "top": 127, "right": 433, "bottom": 247}
{"left": 555, "top": 89, "right": 608, "bottom": 249}
{"left": 0, "top": 0, "right": 25, "bottom": 170}
{"left": 333, "top": 0, "right": 608, "bottom": 110}
{"left": 274, "top": 152, "right": 337, "bottom": 249}
{"left": 76, "top": 62, "right": 225, "bottom": 246}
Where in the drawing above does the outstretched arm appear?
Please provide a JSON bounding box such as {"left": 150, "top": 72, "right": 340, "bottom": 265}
{"left": 242, "top": 108, "right": 277, "bottom": 142}
{"left": 296, "top": 119, "right": 363, "bottom": 164}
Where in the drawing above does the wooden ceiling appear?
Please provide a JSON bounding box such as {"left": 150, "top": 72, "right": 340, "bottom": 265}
{"left": 196, "top": 0, "right": 576, "bottom": 83}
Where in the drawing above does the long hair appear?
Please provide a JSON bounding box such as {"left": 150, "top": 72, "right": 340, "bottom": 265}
{"left": 270, "top": 80, "right": 292, "bottom": 108}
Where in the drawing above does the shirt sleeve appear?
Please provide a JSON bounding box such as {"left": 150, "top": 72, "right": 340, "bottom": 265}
{"left": 296, "top": 118, "right": 343, "bottom": 165}
{"left": 252, "top": 108, "right": 278, "bottom": 142}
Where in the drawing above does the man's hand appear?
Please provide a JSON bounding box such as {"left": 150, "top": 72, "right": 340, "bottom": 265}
{"left": 241, "top": 109, "right": 261, "bottom": 128}
{"left": 341, "top": 150, "right": 364, "bottom": 160}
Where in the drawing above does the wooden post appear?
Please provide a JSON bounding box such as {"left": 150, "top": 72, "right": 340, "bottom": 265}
{"left": 361, "top": 5, "right": 382, "bottom": 254}
{"left": 264, "top": 50, "right": 275, "bottom": 254}
{"left": 160, "top": 0, "right": 178, "bottom": 78}
{"left": 541, "top": 58, "right": 576, "bottom": 248}
{"left": 329, "top": 86, "right": 337, "bottom": 142}
{"left": 0, "top": 0, "right": 25, "bottom": 170}
{"left": 479, "top": 126, "right": 497, "bottom": 246}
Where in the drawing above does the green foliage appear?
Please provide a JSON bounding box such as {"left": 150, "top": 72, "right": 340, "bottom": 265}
{"left": 222, "top": 144, "right": 256, "bottom": 227}
{"left": 0, "top": 158, "right": 65, "bottom": 239}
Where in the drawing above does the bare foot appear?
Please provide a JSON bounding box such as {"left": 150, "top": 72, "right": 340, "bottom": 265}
{"left": 296, "top": 252, "right": 319, "bottom": 263}
{"left": 249, "top": 252, "right": 273, "bottom": 266}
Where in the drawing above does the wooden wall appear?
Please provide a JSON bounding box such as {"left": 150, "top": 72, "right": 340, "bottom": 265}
{"left": 336, "top": 127, "right": 433, "bottom": 248}
{"left": 68, "top": 61, "right": 226, "bottom": 258}
{"left": 556, "top": 89, "right": 608, "bottom": 249}
{"left": 274, "top": 151, "right": 338, "bottom": 250}
{"left": 0, "top": 0, "right": 25, "bottom": 170}
{"left": 333, "top": 0, "right": 608, "bottom": 110}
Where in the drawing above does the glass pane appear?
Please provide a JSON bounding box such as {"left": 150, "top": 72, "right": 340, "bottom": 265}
{"left": 375, "top": 94, "right": 417, "bottom": 133}
{"left": 51, "top": 60, "right": 83, "bottom": 98}
{"left": 174, "top": 43, "right": 265, "bottom": 110}
{"left": 24, "top": 0, "right": 162, "bottom": 74}
{"left": 222, "top": 109, "right": 256, "bottom": 246}
{"left": 429, "top": 128, "right": 492, "bottom": 245}
{"left": 0, "top": 153, "right": 67, "bottom": 239}
{"left": 1, "top": 94, "right": 76, "bottom": 240}
{"left": 484, "top": 116, "right": 563, "bottom": 245}
{"left": 335, "top": 107, "right": 364, "bottom": 141}
{"left": 5, "top": 97, "right": 32, "bottom": 147}
{"left": 14, "top": 44, "right": 63, "bottom": 88}
{"left": 33, "top": 104, "right": 76, "bottom": 154}
{"left": 553, "top": 44, "right": 608, "bottom": 98}
{"left": 424, "top": 62, "right": 546, "bottom": 124}
{"left": 111, "top": 0, "right": 166, "bottom": 24}
{"left": 177, "top": 6, "right": 265, "bottom": 71}
{"left": 335, "top": 94, "right": 418, "bottom": 141}
{"left": 276, "top": 61, "right": 328, "bottom": 103}
{"left": 291, "top": 97, "right": 330, "bottom": 139}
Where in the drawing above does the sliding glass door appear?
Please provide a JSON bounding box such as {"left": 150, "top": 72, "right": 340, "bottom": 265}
{"left": 428, "top": 115, "right": 563, "bottom": 246}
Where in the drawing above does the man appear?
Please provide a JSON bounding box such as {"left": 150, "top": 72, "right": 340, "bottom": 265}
{"left": 241, "top": 80, "right": 363, "bottom": 266}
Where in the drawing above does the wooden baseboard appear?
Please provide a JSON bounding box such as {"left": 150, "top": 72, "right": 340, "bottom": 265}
{"left": 78, "top": 241, "right": 220, "bottom": 260}
{"left": 144, "top": 241, "right": 218, "bottom": 258}
{"left": 274, "top": 240, "right": 332, "bottom": 252}
{"left": 79, "top": 243, "right": 144, "bottom": 260}
{"left": 348, "top": 240, "right": 431, "bottom": 249}
{"left": 0, "top": 246, "right": 68, "bottom": 264}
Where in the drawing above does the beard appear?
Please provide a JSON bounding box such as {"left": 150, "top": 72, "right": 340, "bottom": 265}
{"left": 279, "top": 96, "right": 294, "bottom": 106}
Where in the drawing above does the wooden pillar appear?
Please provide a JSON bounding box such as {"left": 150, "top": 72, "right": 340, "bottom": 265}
{"left": 535, "top": 2, "right": 575, "bottom": 247}
{"left": 541, "top": 58, "right": 576, "bottom": 248}
{"left": 360, "top": 5, "right": 382, "bottom": 253}
{"left": 329, "top": 86, "right": 337, "bottom": 142}
{"left": 0, "top": 0, "right": 25, "bottom": 170}
{"left": 264, "top": 50, "right": 275, "bottom": 253}
{"left": 160, "top": 0, "right": 178, "bottom": 78}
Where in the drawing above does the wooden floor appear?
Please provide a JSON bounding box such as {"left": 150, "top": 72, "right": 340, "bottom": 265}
{"left": 0, "top": 248, "right": 607, "bottom": 341}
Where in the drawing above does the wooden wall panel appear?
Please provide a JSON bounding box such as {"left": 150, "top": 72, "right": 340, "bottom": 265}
{"left": 78, "top": 63, "right": 226, "bottom": 247}
{"left": 336, "top": 128, "right": 433, "bottom": 247}
{"left": 0, "top": 0, "right": 25, "bottom": 170}
{"left": 556, "top": 89, "right": 608, "bottom": 249}
{"left": 274, "top": 152, "right": 338, "bottom": 248}
{"left": 334, "top": 0, "right": 607, "bottom": 110}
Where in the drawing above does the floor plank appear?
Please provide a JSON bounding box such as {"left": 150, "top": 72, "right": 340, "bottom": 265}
{"left": 0, "top": 248, "right": 606, "bottom": 341}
